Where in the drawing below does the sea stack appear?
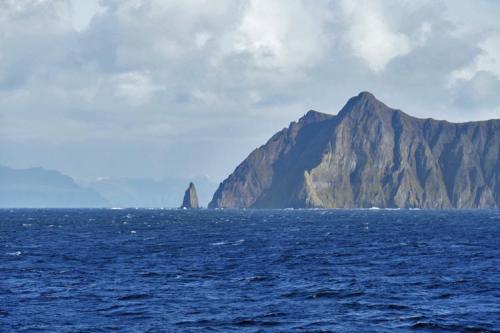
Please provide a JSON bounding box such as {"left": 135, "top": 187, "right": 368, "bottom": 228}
{"left": 181, "top": 182, "right": 199, "bottom": 209}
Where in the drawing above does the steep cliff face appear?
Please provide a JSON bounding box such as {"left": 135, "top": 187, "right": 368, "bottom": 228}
{"left": 209, "top": 92, "right": 500, "bottom": 209}
{"left": 181, "top": 182, "right": 199, "bottom": 209}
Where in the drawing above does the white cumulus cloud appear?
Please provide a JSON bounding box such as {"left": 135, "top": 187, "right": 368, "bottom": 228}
{"left": 228, "top": 0, "right": 332, "bottom": 71}
{"left": 339, "top": 0, "right": 412, "bottom": 72}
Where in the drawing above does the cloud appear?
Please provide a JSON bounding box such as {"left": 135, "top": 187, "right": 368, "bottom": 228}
{"left": 70, "top": 0, "right": 103, "bottom": 31}
{"left": 0, "top": 0, "right": 499, "bottom": 180}
{"left": 112, "top": 71, "right": 163, "bottom": 105}
{"left": 445, "top": 34, "right": 500, "bottom": 114}
{"left": 453, "top": 71, "right": 500, "bottom": 109}
{"left": 450, "top": 34, "right": 500, "bottom": 83}
{"left": 339, "top": 0, "right": 412, "bottom": 72}
{"left": 0, "top": 0, "right": 74, "bottom": 89}
{"left": 227, "top": 0, "right": 332, "bottom": 71}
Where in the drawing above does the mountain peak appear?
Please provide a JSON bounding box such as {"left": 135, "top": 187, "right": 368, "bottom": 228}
{"left": 357, "top": 91, "right": 376, "bottom": 100}
{"left": 298, "top": 110, "right": 332, "bottom": 125}
{"left": 350, "top": 91, "right": 382, "bottom": 107}
{"left": 338, "top": 91, "right": 394, "bottom": 118}
{"left": 305, "top": 109, "right": 320, "bottom": 117}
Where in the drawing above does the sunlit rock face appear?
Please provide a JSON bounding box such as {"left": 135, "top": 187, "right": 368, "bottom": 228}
{"left": 209, "top": 92, "right": 500, "bottom": 209}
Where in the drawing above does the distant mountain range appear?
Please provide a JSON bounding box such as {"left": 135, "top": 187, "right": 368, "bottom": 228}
{"left": 0, "top": 165, "right": 107, "bottom": 208}
{"left": 0, "top": 165, "right": 216, "bottom": 208}
{"left": 209, "top": 92, "right": 500, "bottom": 209}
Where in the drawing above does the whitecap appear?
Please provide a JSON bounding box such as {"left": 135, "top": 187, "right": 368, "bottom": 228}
{"left": 210, "top": 241, "right": 227, "bottom": 246}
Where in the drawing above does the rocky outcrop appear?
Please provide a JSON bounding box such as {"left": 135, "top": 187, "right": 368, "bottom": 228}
{"left": 209, "top": 92, "right": 500, "bottom": 209}
{"left": 181, "top": 182, "right": 199, "bottom": 209}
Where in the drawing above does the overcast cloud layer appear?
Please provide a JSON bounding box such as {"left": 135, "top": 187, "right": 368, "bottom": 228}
{"left": 1, "top": 0, "right": 499, "bottom": 181}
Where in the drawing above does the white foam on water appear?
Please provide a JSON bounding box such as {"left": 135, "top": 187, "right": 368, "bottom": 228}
{"left": 210, "top": 241, "right": 227, "bottom": 246}
{"left": 211, "top": 239, "right": 245, "bottom": 246}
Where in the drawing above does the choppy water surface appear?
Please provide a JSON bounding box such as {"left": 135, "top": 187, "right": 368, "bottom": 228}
{"left": 1, "top": 209, "right": 499, "bottom": 332}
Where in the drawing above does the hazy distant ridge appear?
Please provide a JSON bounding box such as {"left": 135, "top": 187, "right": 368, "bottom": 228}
{"left": 0, "top": 165, "right": 107, "bottom": 208}
{"left": 0, "top": 165, "right": 216, "bottom": 208}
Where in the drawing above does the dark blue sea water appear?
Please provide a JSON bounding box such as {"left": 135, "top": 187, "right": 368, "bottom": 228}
{"left": 1, "top": 209, "right": 499, "bottom": 332}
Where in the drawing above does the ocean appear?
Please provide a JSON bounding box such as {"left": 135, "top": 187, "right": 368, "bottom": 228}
{"left": 1, "top": 209, "right": 499, "bottom": 332}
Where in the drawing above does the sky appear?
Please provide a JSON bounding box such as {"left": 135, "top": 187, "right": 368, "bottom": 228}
{"left": 0, "top": 0, "right": 499, "bottom": 183}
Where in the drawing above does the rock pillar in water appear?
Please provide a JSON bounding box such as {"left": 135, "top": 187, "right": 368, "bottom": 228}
{"left": 181, "top": 182, "right": 199, "bottom": 209}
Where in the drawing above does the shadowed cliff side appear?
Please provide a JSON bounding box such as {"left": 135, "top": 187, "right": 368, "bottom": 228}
{"left": 209, "top": 92, "right": 500, "bottom": 209}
